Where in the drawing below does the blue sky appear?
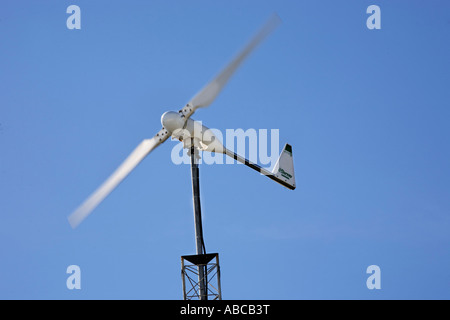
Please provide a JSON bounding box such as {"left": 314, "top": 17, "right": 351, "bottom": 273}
{"left": 1, "top": 0, "right": 449, "bottom": 299}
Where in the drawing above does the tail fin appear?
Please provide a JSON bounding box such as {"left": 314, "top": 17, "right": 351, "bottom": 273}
{"left": 271, "top": 144, "right": 296, "bottom": 190}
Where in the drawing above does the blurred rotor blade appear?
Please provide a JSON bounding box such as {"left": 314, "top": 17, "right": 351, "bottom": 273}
{"left": 68, "top": 129, "right": 169, "bottom": 228}
{"left": 185, "top": 13, "right": 281, "bottom": 114}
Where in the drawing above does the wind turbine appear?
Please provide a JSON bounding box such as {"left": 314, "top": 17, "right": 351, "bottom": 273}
{"left": 68, "top": 14, "right": 296, "bottom": 299}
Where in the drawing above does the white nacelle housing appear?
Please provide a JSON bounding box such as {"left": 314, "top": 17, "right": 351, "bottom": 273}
{"left": 161, "top": 111, "right": 225, "bottom": 154}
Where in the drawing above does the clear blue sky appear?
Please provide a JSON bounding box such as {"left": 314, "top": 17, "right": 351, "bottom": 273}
{"left": 1, "top": 0, "right": 449, "bottom": 299}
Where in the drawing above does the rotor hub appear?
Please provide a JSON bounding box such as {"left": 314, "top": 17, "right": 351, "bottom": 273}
{"left": 161, "top": 111, "right": 185, "bottom": 134}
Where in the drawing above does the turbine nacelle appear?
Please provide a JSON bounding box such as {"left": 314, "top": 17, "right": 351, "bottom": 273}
{"left": 162, "top": 110, "right": 225, "bottom": 153}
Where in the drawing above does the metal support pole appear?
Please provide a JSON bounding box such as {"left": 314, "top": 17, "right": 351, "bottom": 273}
{"left": 215, "top": 254, "right": 222, "bottom": 300}
{"left": 190, "top": 140, "right": 207, "bottom": 300}
{"left": 181, "top": 257, "right": 187, "bottom": 300}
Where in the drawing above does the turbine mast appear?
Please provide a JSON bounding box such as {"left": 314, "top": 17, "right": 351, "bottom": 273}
{"left": 190, "top": 139, "right": 207, "bottom": 299}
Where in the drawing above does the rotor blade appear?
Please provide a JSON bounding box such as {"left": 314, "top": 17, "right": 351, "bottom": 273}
{"left": 186, "top": 13, "right": 281, "bottom": 112}
{"left": 68, "top": 129, "right": 169, "bottom": 228}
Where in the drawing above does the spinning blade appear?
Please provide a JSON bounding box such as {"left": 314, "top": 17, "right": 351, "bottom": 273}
{"left": 68, "top": 130, "right": 169, "bottom": 228}
{"left": 181, "top": 14, "right": 281, "bottom": 118}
